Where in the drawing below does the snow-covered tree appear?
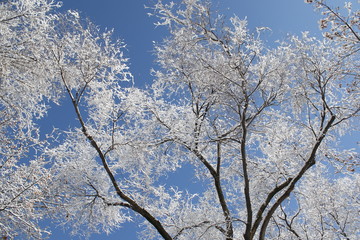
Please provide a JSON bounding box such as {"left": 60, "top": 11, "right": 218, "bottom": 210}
{"left": 0, "top": 0, "right": 61, "bottom": 238}
{"left": 1, "top": 0, "right": 359, "bottom": 239}
{"left": 127, "top": 1, "right": 358, "bottom": 239}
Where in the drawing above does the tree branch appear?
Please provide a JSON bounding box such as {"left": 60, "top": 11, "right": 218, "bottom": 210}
{"left": 258, "top": 114, "right": 336, "bottom": 240}
{"left": 61, "top": 71, "right": 173, "bottom": 240}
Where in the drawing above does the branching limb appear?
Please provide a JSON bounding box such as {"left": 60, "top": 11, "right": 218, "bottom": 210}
{"left": 258, "top": 114, "right": 336, "bottom": 240}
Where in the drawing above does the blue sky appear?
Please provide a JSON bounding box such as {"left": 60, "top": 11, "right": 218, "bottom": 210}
{"left": 46, "top": 0, "right": 324, "bottom": 239}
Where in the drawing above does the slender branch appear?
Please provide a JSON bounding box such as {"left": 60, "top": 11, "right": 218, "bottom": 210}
{"left": 329, "top": 212, "right": 351, "bottom": 240}
{"left": 318, "top": 1, "right": 360, "bottom": 42}
{"left": 189, "top": 145, "right": 233, "bottom": 240}
{"left": 0, "top": 179, "right": 41, "bottom": 212}
{"left": 60, "top": 70, "right": 173, "bottom": 240}
{"left": 173, "top": 221, "right": 210, "bottom": 240}
{"left": 279, "top": 204, "right": 302, "bottom": 239}
{"left": 0, "top": 13, "right": 27, "bottom": 23}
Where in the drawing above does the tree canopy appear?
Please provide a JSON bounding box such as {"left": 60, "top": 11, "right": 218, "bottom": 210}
{"left": 0, "top": 0, "right": 359, "bottom": 239}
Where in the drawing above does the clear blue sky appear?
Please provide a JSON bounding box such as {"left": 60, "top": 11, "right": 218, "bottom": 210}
{"left": 46, "top": 0, "right": 323, "bottom": 239}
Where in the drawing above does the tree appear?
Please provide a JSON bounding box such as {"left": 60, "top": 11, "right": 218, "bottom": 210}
{"left": 1, "top": 0, "right": 359, "bottom": 239}
{"left": 0, "top": 0, "right": 62, "bottom": 238}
